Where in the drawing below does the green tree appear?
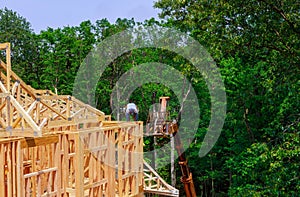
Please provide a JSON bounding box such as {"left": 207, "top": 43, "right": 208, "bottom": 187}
{"left": 36, "top": 21, "right": 96, "bottom": 94}
{"left": 0, "top": 7, "right": 38, "bottom": 84}
{"left": 154, "top": 0, "right": 300, "bottom": 195}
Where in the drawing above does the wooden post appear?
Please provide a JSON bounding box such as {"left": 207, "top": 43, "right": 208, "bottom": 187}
{"left": 16, "top": 140, "right": 24, "bottom": 197}
{"left": 66, "top": 96, "right": 71, "bottom": 119}
{"left": 118, "top": 128, "right": 124, "bottom": 196}
{"left": 6, "top": 43, "right": 11, "bottom": 93}
{"left": 6, "top": 96, "right": 12, "bottom": 129}
{"left": 108, "top": 129, "right": 116, "bottom": 196}
{"left": 159, "top": 96, "right": 170, "bottom": 115}
{"left": 152, "top": 104, "right": 157, "bottom": 169}
{"left": 171, "top": 134, "right": 176, "bottom": 187}
{"left": 62, "top": 134, "right": 69, "bottom": 195}
{"left": 35, "top": 99, "right": 40, "bottom": 124}
{"left": 0, "top": 143, "right": 5, "bottom": 197}
{"left": 75, "top": 133, "right": 84, "bottom": 197}
{"left": 12, "top": 141, "right": 17, "bottom": 197}
{"left": 7, "top": 142, "right": 12, "bottom": 197}
{"left": 54, "top": 138, "right": 61, "bottom": 196}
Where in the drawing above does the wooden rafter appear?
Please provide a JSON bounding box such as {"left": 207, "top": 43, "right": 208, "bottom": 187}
{"left": 0, "top": 44, "right": 105, "bottom": 137}
{"left": 143, "top": 160, "right": 179, "bottom": 196}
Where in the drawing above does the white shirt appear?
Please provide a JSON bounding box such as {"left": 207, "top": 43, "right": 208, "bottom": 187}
{"left": 126, "top": 103, "right": 138, "bottom": 113}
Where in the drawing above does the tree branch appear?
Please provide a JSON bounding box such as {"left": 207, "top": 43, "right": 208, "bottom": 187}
{"left": 259, "top": 0, "right": 300, "bottom": 34}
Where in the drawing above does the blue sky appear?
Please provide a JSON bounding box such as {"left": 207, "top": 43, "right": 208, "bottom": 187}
{"left": 1, "top": 0, "right": 160, "bottom": 32}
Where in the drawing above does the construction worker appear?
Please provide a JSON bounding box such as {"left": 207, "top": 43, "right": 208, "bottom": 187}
{"left": 125, "top": 100, "right": 138, "bottom": 121}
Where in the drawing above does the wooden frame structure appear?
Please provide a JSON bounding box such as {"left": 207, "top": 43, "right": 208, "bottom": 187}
{"left": 143, "top": 161, "right": 179, "bottom": 196}
{"left": 0, "top": 42, "right": 105, "bottom": 137}
{"left": 0, "top": 42, "right": 179, "bottom": 197}
{"left": 0, "top": 123, "right": 144, "bottom": 196}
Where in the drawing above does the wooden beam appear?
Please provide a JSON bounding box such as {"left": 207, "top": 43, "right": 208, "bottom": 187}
{"left": 0, "top": 80, "right": 8, "bottom": 93}
{"left": 20, "top": 134, "right": 59, "bottom": 148}
{"left": 9, "top": 95, "right": 41, "bottom": 136}
{"left": 0, "top": 129, "right": 37, "bottom": 137}
{"left": 72, "top": 97, "right": 105, "bottom": 117}
{"left": 0, "top": 93, "right": 9, "bottom": 98}
{"left": 38, "top": 118, "right": 48, "bottom": 130}
{"left": 24, "top": 167, "right": 58, "bottom": 178}
{"left": 0, "top": 143, "right": 5, "bottom": 197}
{"left": 16, "top": 140, "right": 23, "bottom": 197}
{"left": 75, "top": 133, "right": 84, "bottom": 197}
{"left": 13, "top": 101, "right": 38, "bottom": 129}
{"left": 0, "top": 117, "right": 6, "bottom": 128}
{"left": 39, "top": 100, "right": 67, "bottom": 120}
{"left": 39, "top": 95, "right": 69, "bottom": 100}
{"left": 33, "top": 89, "right": 56, "bottom": 95}
{"left": 0, "top": 43, "right": 9, "bottom": 50}
{"left": 6, "top": 43, "right": 11, "bottom": 93}
{"left": 0, "top": 60, "right": 36, "bottom": 99}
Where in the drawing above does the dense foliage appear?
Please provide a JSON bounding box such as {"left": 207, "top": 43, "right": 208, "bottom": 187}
{"left": 154, "top": 0, "right": 300, "bottom": 195}
{"left": 1, "top": 2, "right": 299, "bottom": 195}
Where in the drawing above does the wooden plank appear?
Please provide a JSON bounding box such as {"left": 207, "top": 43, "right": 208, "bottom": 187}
{"left": 24, "top": 167, "right": 58, "bottom": 179}
{"left": 0, "top": 42, "right": 9, "bottom": 49}
{"left": 0, "top": 93, "right": 9, "bottom": 98}
{"left": 118, "top": 129, "right": 124, "bottom": 197}
{"left": 12, "top": 141, "right": 17, "bottom": 197}
{"left": 0, "top": 60, "right": 36, "bottom": 99}
{"left": 7, "top": 142, "right": 12, "bottom": 196}
{"left": 0, "top": 137, "right": 22, "bottom": 143}
{"left": 32, "top": 146, "right": 37, "bottom": 196}
{"left": 0, "top": 102, "right": 6, "bottom": 111}
{"left": 54, "top": 140, "right": 61, "bottom": 196}
{"left": 39, "top": 95, "right": 69, "bottom": 100}
{"left": 38, "top": 118, "right": 48, "bottom": 129}
{"left": 62, "top": 134, "right": 69, "bottom": 195}
{"left": 103, "top": 129, "right": 113, "bottom": 196}
{"left": 16, "top": 140, "right": 24, "bottom": 197}
{"left": 16, "top": 80, "right": 21, "bottom": 102}
{"left": 72, "top": 97, "right": 105, "bottom": 117}
{"left": 11, "top": 81, "right": 19, "bottom": 96}
{"left": 39, "top": 100, "right": 67, "bottom": 120}
{"left": 47, "top": 119, "right": 75, "bottom": 128}
{"left": 20, "top": 135, "right": 59, "bottom": 148}
{"left": 66, "top": 97, "right": 71, "bottom": 118}
{"left": 35, "top": 100, "right": 40, "bottom": 123}
{"left": 9, "top": 95, "right": 41, "bottom": 135}
{"left": 0, "top": 116, "right": 6, "bottom": 128}
{"left": 12, "top": 100, "right": 37, "bottom": 128}
{"left": 0, "top": 130, "right": 38, "bottom": 137}
{"left": 6, "top": 43, "right": 11, "bottom": 93}
{"left": 33, "top": 89, "right": 55, "bottom": 95}
{"left": 0, "top": 144, "right": 5, "bottom": 197}
{"left": 75, "top": 133, "right": 84, "bottom": 197}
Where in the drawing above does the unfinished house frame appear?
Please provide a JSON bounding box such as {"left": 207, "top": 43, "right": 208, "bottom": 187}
{"left": 0, "top": 43, "right": 178, "bottom": 196}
